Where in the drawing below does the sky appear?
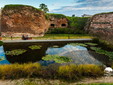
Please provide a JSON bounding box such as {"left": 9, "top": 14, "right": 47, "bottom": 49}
{"left": 0, "top": 0, "right": 113, "bottom": 17}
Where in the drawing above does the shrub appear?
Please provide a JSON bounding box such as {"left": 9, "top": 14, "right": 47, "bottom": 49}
{"left": 0, "top": 63, "right": 41, "bottom": 79}
{"left": 0, "top": 63, "right": 104, "bottom": 80}
{"left": 58, "top": 64, "right": 104, "bottom": 80}
{"left": 67, "top": 17, "right": 89, "bottom": 34}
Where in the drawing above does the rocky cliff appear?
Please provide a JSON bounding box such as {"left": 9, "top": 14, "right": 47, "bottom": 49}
{"left": 1, "top": 5, "right": 50, "bottom": 37}
{"left": 46, "top": 14, "right": 68, "bottom": 28}
{"left": 85, "top": 12, "right": 113, "bottom": 44}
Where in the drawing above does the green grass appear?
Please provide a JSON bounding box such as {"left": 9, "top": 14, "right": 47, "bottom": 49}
{"left": 3, "top": 4, "right": 41, "bottom": 11}
{"left": 2, "top": 34, "right": 92, "bottom": 40}
{"left": 45, "top": 13, "right": 66, "bottom": 19}
{"left": 34, "top": 34, "right": 92, "bottom": 40}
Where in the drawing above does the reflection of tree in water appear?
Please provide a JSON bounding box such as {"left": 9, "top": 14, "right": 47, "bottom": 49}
{"left": 4, "top": 43, "right": 48, "bottom": 63}
{"left": 3, "top": 42, "right": 66, "bottom": 64}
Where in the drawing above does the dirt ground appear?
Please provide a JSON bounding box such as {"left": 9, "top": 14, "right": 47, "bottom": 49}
{"left": 0, "top": 77, "right": 113, "bottom": 85}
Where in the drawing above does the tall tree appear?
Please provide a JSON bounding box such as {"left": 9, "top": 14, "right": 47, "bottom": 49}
{"left": 39, "top": 3, "right": 49, "bottom": 13}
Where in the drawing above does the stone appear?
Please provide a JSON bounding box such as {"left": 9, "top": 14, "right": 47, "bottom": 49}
{"left": 1, "top": 5, "right": 50, "bottom": 37}
{"left": 85, "top": 12, "right": 113, "bottom": 44}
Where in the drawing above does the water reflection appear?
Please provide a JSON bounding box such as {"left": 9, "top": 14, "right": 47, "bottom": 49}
{"left": 46, "top": 45, "right": 103, "bottom": 65}
{"left": 0, "top": 44, "right": 106, "bottom": 65}
{"left": 0, "top": 46, "right": 10, "bottom": 64}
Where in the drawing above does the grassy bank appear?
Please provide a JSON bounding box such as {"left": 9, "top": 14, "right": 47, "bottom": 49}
{"left": 2, "top": 34, "right": 92, "bottom": 40}
{"left": 0, "top": 63, "right": 104, "bottom": 80}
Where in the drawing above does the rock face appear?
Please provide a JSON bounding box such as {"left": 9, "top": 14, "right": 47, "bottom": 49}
{"left": 1, "top": 5, "right": 50, "bottom": 37}
{"left": 49, "top": 17, "right": 68, "bottom": 28}
{"left": 86, "top": 13, "right": 113, "bottom": 44}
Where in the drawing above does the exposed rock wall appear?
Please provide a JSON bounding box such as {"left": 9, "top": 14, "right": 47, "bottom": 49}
{"left": 86, "top": 13, "right": 113, "bottom": 44}
{"left": 1, "top": 5, "right": 50, "bottom": 37}
{"left": 49, "top": 17, "right": 68, "bottom": 28}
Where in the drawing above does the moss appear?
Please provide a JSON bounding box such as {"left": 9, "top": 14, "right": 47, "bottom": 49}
{"left": 3, "top": 4, "right": 41, "bottom": 11}
{"left": 92, "top": 12, "right": 113, "bottom": 18}
{"left": 45, "top": 13, "right": 66, "bottom": 19}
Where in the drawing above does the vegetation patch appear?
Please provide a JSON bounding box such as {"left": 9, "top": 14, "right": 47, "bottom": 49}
{"left": 0, "top": 57, "right": 5, "bottom": 61}
{"left": 0, "top": 41, "right": 3, "bottom": 46}
{"left": 5, "top": 49, "right": 27, "bottom": 56}
{"left": 45, "top": 13, "right": 66, "bottom": 19}
{"left": 3, "top": 4, "right": 41, "bottom": 11}
{"left": 42, "top": 55, "right": 72, "bottom": 63}
{"left": 68, "top": 43, "right": 87, "bottom": 47}
{"left": 0, "top": 63, "right": 104, "bottom": 80}
{"left": 29, "top": 45, "right": 42, "bottom": 50}
{"left": 90, "top": 47, "right": 113, "bottom": 60}
{"left": 85, "top": 43, "right": 98, "bottom": 46}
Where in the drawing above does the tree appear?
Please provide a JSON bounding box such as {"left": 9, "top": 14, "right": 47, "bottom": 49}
{"left": 39, "top": 3, "right": 49, "bottom": 13}
{"left": 72, "top": 14, "right": 75, "bottom": 17}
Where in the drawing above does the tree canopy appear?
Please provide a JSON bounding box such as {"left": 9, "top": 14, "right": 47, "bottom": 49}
{"left": 39, "top": 3, "right": 49, "bottom": 13}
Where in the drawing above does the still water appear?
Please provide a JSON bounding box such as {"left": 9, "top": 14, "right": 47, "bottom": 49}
{"left": 0, "top": 43, "right": 110, "bottom": 65}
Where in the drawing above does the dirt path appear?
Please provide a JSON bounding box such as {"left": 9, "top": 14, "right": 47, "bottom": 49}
{"left": 0, "top": 77, "right": 113, "bottom": 85}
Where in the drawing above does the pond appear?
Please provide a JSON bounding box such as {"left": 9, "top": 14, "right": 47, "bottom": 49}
{"left": 1, "top": 42, "right": 111, "bottom": 66}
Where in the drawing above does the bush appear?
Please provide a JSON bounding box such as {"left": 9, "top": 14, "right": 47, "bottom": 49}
{"left": 0, "top": 63, "right": 41, "bottom": 79}
{"left": 0, "top": 63, "right": 104, "bottom": 80}
{"left": 58, "top": 64, "right": 104, "bottom": 80}
{"left": 67, "top": 17, "right": 89, "bottom": 34}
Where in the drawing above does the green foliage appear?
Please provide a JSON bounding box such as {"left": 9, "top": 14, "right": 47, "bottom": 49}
{"left": 0, "top": 41, "right": 3, "bottom": 46}
{"left": 47, "top": 28, "right": 71, "bottom": 34}
{"left": 29, "top": 45, "right": 42, "bottom": 50}
{"left": 0, "top": 63, "right": 41, "bottom": 79}
{"left": 5, "top": 49, "right": 27, "bottom": 56}
{"left": 45, "top": 13, "right": 66, "bottom": 19}
{"left": 42, "top": 55, "right": 72, "bottom": 63}
{"left": 92, "top": 38, "right": 113, "bottom": 50}
{"left": 90, "top": 47, "right": 113, "bottom": 60}
{"left": 0, "top": 57, "right": 5, "bottom": 61}
{"left": 3, "top": 4, "right": 41, "bottom": 11}
{"left": 67, "top": 17, "right": 89, "bottom": 34}
{"left": 0, "top": 63, "right": 104, "bottom": 80}
{"left": 85, "top": 43, "right": 98, "bottom": 46}
{"left": 39, "top": 3, "right": 49, "bottom": 13}
{"left": 58, "top": 64, "right": 104, "bottom": 80}
{"left": 68, "top": 43, "right": 87, "bottom": 47}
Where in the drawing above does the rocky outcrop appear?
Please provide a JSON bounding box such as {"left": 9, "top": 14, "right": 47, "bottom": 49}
{"left": 1, "top": 5, "right": 50, "bottom": 37}
{"left": 46, "top": 13, "right": 68, "bottom": 28}
{"left": 86, "top": 13, "right": 113, "bottom": 44}
{"left": 49, "top": 17, "right": 68, "bottom": 28}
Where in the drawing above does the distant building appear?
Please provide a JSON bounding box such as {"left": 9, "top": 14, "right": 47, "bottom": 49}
{"left": 82, "top": 14, "right": 92, "bottom": 17}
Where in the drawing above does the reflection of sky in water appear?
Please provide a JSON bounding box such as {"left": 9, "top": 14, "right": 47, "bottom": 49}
{"left": 46, "top": 45, "right": 103, "bottom": 65}
{"left": 0, "top": 46, "right": 10, "bottom": 64}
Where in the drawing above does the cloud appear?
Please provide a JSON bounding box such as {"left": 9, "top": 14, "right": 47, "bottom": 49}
{"left": 50, "top": 0, "right": 113, "bottom": 16}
